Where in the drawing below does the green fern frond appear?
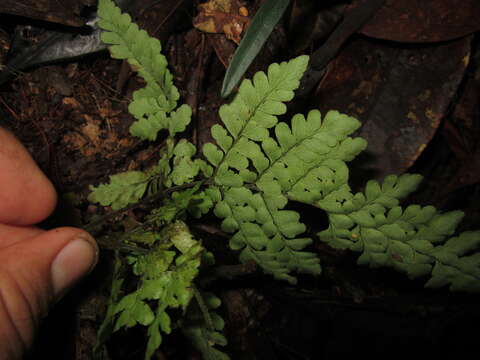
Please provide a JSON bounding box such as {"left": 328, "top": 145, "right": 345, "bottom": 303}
{"left": 97, "top": 0, "right": 190, "bottom": 139}
{"left": 203, "top": 56, "right": 328, "bottom": 283}
{"left": 258, "top": 109, "right": 367, "bottom": 203}
{"left": 204, "top": 82, "right": 367, "bottom": 282}
{"left": 426, "top": 231, "right": 480, "bottom": 291}
{"left": 99, "top": 222, "right": 203, "bottom": 360}
{"left": 317, "top": 175, "right": 480, "bottom": 291}
{"left": 154, "top": 138, "right": 212, "bottom": 188}
{"left": 88, "top": 171, "right": 151, "bottom": 210}
{"left": 144, "top": 185, "right": 202, "bottom": 227}
{"left": 182, "top": 291, "right": 230, "bottom": 360}
{"left": 94, "top": 255, "right": 124, "bottom": 355}
{"left": 188, "top": 187, "right": 222, "bottom": 219}
{"left": 89, "top": 138, "right": 210, "bottom": 210}
{"left": 169, "top": 140, "right": 213, "bottom": 186}
{"left": 91, "top": 3, "right": 480, "bottom": 358}
{"left": 211, "top": 185, "right": 318, "bottom": 283}
{"left": 204, "top": 55, "right": 309, "bottom": 187}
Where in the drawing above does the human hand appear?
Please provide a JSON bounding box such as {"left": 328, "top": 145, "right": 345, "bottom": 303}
{"left": 0, "top": 128, "right": 98, "bottom": 358}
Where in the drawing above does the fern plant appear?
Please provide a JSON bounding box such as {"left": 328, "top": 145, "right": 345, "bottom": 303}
{"left": 90, "top": 0, "right": 480, "bottom": 358}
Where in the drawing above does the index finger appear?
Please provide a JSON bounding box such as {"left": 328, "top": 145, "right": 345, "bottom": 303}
{"left": 0, "top": 127, "right": 57, "bottom": 225}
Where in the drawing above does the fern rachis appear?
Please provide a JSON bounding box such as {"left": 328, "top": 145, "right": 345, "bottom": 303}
{"left": 88, "top": 0, "right": 480, "bottom": 359}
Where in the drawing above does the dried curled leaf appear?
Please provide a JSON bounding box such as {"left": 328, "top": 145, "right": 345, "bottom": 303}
{"left": 193, "top": 0, "right": 250, "bottom": 44}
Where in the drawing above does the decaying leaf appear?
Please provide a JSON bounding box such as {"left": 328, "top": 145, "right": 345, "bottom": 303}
{"left": 193, "top": 0, "right": 250, "bottom": 44}
{"left": 0, "top": 0, "right": 90, "bottom": 27}
{"left": 356, "top": 0, "right": 480, "bottom": 43}
{"left": 314, "top": 37, "right": 471, "bottom": 179}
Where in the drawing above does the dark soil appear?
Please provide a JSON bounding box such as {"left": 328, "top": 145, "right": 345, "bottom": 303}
{"left": 1, "top": 1, "right": 479, "bottom": 359}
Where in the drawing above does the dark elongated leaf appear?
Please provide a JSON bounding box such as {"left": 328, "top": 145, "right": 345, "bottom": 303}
{"left": 358, "top": 0, "right": 480, "bottom": 43}
{"left": 221, "top": 0, "right": 291, "bottom": 98}
{"left": 315, "top": 36, "right": 471, "bottom": 179}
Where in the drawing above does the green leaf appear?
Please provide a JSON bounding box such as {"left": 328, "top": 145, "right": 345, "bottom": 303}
{"left": 221, "top": 0, "right": 291, "bottom": 98}
{"left": 114, "top": 294, "right": 155, "bottom": 330}
{"left": 203, "top": 143, "right": 224, "bottom": 167}
{"left": 207, "top": 56, "right": 311, "bottom": 188}
{"left": 145, "top": 316, "right": 163, "bottom": 360}
{"left": 365, "top": 179, "right": 381, "bottom": 201}
{"left": 210, "top": 183, "right": 320, "bottom": 283}
{"left": 317, "top": 171, "right": 480, "bottom": 290}
{"left": 94, "top": 256, "right": 124, "bottom": 355}
{"left": 383, "top": 174, "right": 423, "bottom": 199}
{"left": 168, "top": 221, "right": 198, "bottom": 254}
{"left": 443, "top": 231, "right": 480, "bottom": 256}
{"left": 104, "top": 223, "right": 204, "bottom": 359}
{"left": 168, "top": 104, "right": 192, "bottom": 137}
{"left": 211, "top": 124, "right": 233, "bottom": 152}
{"left": 98, "top": 0, "right": 188, "bottom": 141}
{"left": 350, "top": 210, "right": 376, "bottom": 228}
{"left": 170, "top": 140, "right": 202, "bottom": 185}
{"left": 88, "top": 171, "right": 149, "bottom": 210}
{"left": 182, "top": 291, "right": 230, "bottom": 360}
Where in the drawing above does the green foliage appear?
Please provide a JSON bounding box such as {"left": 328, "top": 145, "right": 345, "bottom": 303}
{"left": 205, "top": 56, "right": 342, "bottom": 283}
{"left": 94, "top": 255, "right": 124, "bottom": 355}
{"left": 97, "top": 0, "right": 190, "bottom": 140}
{"left": 96, "top": 221, "right": 203, "bottom": 360}
{"left": 88, "top": 170, "right": 150, "bottom": 210}
{"left": 88, "top": 138, "right": 210, "bottom": 211}
{"left": 182, "top": 290, "right": 229, "bottom": 360}
{"left": 203, "top": 77, "right": 367, "bottom": 282}
{"left": 317, "top": 174, "right": 480, "bottom": 291}
{"left": 92, "top": 0, "right": 480, "bottom": 359}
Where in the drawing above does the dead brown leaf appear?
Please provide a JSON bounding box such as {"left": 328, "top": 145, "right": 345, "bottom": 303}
{"left": 193, "top": 0, "right": 250, "bottom": 44}
{"left": 315, "top": 37, "right": 471, "bottom": 179}
{"left": 357, "top": 0, "right": 480, "bottom": 42}
{"left": 0, "top": 0, "right": 89, "bottom": 27}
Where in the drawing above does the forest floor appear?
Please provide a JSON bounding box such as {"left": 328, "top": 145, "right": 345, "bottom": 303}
{"left": 1, "top": 1, "right": 480, "bottom": 359}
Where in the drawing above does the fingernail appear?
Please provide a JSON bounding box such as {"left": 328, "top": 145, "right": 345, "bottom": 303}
{"left": 51, "top": 233, "right": 99, "bottom": 299}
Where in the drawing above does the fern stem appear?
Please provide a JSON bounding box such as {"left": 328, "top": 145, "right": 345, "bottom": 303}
{"left": 84, "top": 180, "right": 205, "bottom": 235}
{"left": 97, "top": 233, "right": 149, "bottom": 255}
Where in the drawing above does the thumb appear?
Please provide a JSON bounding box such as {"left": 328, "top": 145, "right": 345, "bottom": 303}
{"left": 0, "top": 227, "right": 98, "bottom": 358}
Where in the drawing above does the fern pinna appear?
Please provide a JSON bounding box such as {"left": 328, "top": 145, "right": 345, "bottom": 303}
{"left": 90, "top": 0, "right": 480, "bottom": 358}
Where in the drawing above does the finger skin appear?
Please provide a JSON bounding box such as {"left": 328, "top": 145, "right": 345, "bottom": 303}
{"left": 0, "top": 128, "right": 57, "bottom": 226}
{"left": 0, "top": 127, "right": 99, "bottom": 359}
{"left": 0, "top": 224, "right": 44, "bottom": 249}
{"left": 0, "top": 227, "right": 97, "bottom": 358}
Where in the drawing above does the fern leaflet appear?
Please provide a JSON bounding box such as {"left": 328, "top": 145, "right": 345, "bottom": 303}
{"left": 88, "top": 138, "right": 210, "bottom": 210}
{"left": 97, "top": 222, "right": 203, "bottom": 359}
{"left": 97, "top": 0, "right": 190, "bottom": 140}
{"left": 181, "top": 290, "right": 230, "bottom": 360}
{"left": 316, "top": 174, "right": 480, "bottom": 291}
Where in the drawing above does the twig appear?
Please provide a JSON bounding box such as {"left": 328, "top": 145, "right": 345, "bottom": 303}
{"left": 297, "top": 0, "right": 387, "bottom": 97}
